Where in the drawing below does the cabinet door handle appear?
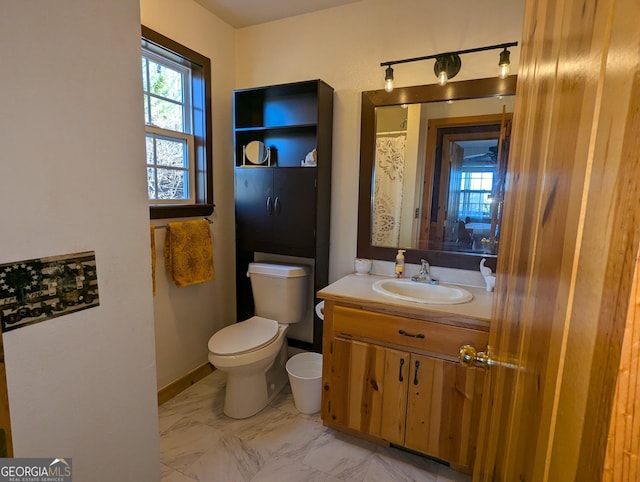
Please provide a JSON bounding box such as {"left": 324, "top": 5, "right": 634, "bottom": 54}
{"left": 274, "top": 196, "right": 281, "bottom": 215}
{"left": 266, "top": 196, "right": 273, "bottom": 216}
{"left": 398, "top": 329, "right": 425, "bottom": 339}
{"left": 398, "top": 358, "right": 405, "bottom": 382}
{"left": 413, "top": 360, "right": 420, "bottom": 385}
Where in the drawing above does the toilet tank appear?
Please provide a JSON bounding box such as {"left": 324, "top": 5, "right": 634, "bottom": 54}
{"left": 247, "top": 262, "right": 310, "bottom": 324}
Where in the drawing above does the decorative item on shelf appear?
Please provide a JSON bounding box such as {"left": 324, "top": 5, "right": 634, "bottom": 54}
{"left": 480, "top": 258, "right": 496, "bottom": 292}
{"left": 380, "top": 41, "right": 518, "bottom": 91}
{"left": 301, "top": 148, "right": 317, "bottom": 167}
{"left": 354, "top": 258, "right": 372, "bottom": 275}
{"left": 243, "top": 140, "right": 271, "bottom": 166}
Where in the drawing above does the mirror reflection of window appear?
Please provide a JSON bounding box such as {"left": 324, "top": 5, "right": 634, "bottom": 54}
{"left": 459, "top": 141, "right": 497, "bottom": 222}
{"left": 432, "top": 124, "right": 506, "bottom": 254}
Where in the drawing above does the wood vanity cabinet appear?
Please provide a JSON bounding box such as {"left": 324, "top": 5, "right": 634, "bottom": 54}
{"left": 321, "top": 302, "right": 488, "bottom": 474}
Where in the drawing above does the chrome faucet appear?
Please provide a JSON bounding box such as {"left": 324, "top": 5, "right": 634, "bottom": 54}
{"left": 411, "top": 259, "right": 439, "bottom": 284}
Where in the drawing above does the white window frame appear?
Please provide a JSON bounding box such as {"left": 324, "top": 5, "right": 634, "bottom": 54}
{"left": 459, "top": 168, "right": 494, "bottom": 221}
{"left": 142, "top": 48, "right": 195, "bottom": 205}
{"left": 145, "top": 127, "right": 195, "bottom": 204}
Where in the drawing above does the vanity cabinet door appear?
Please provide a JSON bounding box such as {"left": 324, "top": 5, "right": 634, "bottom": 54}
{"left": 405, "top": 354, "right": 484, "bottom": 473}
{"left": 330, "top": 338, "right": 409, "bottom": 445}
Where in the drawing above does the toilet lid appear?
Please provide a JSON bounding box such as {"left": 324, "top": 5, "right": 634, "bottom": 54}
{"left": 208, "top": 316, "right": 279, "bottom": 356}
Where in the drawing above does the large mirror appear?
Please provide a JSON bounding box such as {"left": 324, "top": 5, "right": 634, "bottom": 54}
{"left": 357, "top": 76, "right": 517, "bottom": 271}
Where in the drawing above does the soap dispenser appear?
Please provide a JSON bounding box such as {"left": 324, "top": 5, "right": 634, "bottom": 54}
{"left": 394, "top": 249, "right": 406, "bottom": 278}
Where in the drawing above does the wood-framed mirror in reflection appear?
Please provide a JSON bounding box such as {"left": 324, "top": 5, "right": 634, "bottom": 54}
{"left": 357, "top": 76, "right": 517, "bottom": 271}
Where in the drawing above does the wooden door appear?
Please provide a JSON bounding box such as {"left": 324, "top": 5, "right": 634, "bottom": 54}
{"left": 474, "top": 0, "right": 640, "bottom": 480}
{"left": 405, "top": 354, "right": 483, "bottom": 473}
{"left": 380, "top": 347, "right": 409, "bottom": 444}
{"left": 489, "top": 109, "right": 510, "bottom": 246}
{"left": 604, "top": 246, "right": 640, "bottom": 480}
{"left": 330, "top": 338, "right": 408, "bottom": 443}
{"left": 0, "top": 333, "right": 12, "bottom": 457}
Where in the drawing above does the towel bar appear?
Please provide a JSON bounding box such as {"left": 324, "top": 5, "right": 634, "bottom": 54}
{"left": 153, "top": 217, "right": 213, "bottom": 230}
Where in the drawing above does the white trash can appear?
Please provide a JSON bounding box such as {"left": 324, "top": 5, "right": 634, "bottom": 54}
{"left": 286, "top": 352, "right": 323, "bottom": 414}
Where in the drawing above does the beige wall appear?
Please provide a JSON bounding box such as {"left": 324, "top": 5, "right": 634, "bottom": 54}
{"left": 140, "top": 0, "right": 237, "bottom": 389}
{"left": 144, "top": 0, "right": 525, "bottom": 390}
{"left": 0, "top": 1, "right": 159, "bottom": 480}
{"left": 236, "top": 0, "right": 526, "bottom": 282}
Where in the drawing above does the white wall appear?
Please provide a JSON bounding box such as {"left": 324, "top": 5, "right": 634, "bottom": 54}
{"left": 236, "top": 0, "right": 525, "bottom": 282}
{"left": 0, "top": 1, "right": 159, "bottom": 480}
{"left": 139, "top": 0, "right": 237, "bottom": 389}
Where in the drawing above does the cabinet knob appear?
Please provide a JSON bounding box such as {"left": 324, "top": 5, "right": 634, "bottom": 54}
{"left": 459, "top": 345, "right": 492, "bottom": 369}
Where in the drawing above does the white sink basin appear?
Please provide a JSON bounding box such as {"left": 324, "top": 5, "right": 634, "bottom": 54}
{"left": 372, "top": 279, "right": 473, "bottom": 305}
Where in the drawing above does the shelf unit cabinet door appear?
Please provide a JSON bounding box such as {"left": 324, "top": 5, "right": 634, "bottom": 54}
{"left": 405, "top": 354, "right": 484, "bottom": 472}
{"left": 330, "top": 338, "right": 408, "bottom": 444}
{"left": 272, "top": 168, "right": 317, "bottom": 253}
{"left": 235, "top": 168, "right": 274, "bottom": 247}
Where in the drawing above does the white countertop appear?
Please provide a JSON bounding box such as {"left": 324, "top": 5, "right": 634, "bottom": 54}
{"left": 318, "top": 273, "right": 493, "bottom": 330}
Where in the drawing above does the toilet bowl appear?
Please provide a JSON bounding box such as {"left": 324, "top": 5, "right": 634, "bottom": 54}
{"left": 207, "top": 262, "right": 310, "bottom": 419}
{"left": 208, "top": 316, "right": 289, "bottom": 419}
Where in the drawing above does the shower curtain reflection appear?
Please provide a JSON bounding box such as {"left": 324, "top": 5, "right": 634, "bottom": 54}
{"left": 372, "top": 133, "right": 406, "bottom": 246}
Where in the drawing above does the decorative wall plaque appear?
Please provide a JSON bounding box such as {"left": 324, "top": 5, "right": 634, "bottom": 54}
{"left": 0, "top": 251, "right": 99, "bottom": 332}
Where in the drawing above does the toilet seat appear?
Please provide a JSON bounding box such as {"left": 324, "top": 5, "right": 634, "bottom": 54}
{"left": 208, "top": 316, "right": 279, "bottom": 356}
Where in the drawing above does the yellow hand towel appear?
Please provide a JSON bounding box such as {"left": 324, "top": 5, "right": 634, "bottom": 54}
{"left": 164, "top": 220, "right": 215, "bottom": 288}
{"left": 150, "top": 226, "right": 156, "bottom": 296}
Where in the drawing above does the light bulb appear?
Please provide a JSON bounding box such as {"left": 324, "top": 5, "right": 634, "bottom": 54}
{"left": 498, "top": 48, "right": 511, "bottom": 79}
{"left": 434, "top": 55, "right": 460, "bottom": 86}
{"left": 385, "top": 78, "right": 394, "bottom": 92}
{"left": 499, "top": 63, "right": 510, "bottom": 79}
{"left": 384, "top": 65, "right": 394, "bottom": 92}
{"left": 438, "top": 70, "right": 448, "bottom": 86}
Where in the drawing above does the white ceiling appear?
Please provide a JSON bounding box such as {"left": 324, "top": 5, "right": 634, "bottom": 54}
{"left": 193, "top": 0, "right": 362, "bottom": 28}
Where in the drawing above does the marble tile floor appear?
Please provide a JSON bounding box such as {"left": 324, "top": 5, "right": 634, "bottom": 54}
{"left": 160, "top": 370, "right": 472, "bottom": 482}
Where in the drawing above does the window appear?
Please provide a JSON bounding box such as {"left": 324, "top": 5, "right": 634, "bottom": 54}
{"left": 459, "top": 169, "right": 494, "bottom": 221}
{"left": 141, "top": 26, "right": 213, "bottom": 219}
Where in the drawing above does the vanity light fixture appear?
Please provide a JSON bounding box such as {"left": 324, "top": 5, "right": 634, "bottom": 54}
{"left": 381, "top": 41, "right": 518, "bottom": 91}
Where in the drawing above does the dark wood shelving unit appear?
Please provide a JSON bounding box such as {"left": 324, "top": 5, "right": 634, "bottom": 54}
{"left": 234, "top": 79, "right": 334, "bottom": 352}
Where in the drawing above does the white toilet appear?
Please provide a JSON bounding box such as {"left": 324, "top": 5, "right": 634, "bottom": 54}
{"left": 208, "top": 262, "right": 310, "bottom": 419}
